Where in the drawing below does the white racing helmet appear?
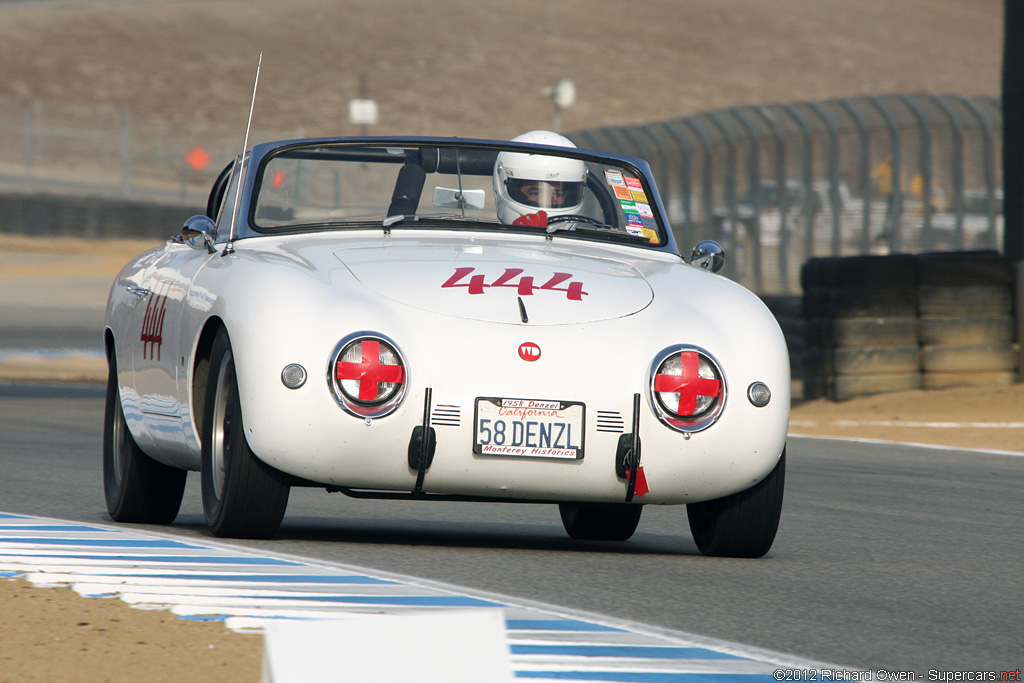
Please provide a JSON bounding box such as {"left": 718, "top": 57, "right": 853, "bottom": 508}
{"left": 493, "top": 130, "right": 587, "bottom": 224}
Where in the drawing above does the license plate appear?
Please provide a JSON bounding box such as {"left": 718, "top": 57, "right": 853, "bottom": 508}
{"left": 473, "top": 398, "right": 585, "bottom": 459}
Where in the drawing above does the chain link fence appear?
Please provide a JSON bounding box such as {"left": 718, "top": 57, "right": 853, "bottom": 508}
{"left": 569, "top": 93, "right": 1003, "bottom": 295}
{"left": 0, "top": 95, "right": 303, "bottom": 207}
{"left": 0, "top": 93, "right": 1003, "bottom": 296}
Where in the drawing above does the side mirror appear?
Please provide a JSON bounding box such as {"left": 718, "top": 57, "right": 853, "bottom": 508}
{"left": 690, "top": 240, "right": 725, "bottom": 273}
{"left": 182, "top": 215, "right": 217, "bottom": 254}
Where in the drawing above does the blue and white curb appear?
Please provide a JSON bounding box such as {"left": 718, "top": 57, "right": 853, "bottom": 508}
{"left": 0, "top": 512, "right": 854, "bottom": 681}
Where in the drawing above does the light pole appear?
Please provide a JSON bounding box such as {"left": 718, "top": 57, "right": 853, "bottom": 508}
{"left": 541, "top": 77, "right": 576, "bottom": 133}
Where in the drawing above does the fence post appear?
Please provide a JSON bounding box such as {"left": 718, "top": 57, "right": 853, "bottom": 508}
{"left": 960, "top": 95, "right": 999, "bottom": 244}
{"left": 731, "top": 107, "right": 765, "bottom": 290}
{"left": 754, "top": 106, "right": 791, "bottom": 293}
{"left": 682, "top": 117, "right": 716, "bottom": 246}
{"left": 707, "top": 111, "right": 745, "bottom": 283}
{"left": 868, "top": 97, "right": 904, "bottom": 253}
{"left": 657, "top": 121, "right": 696, "bottom": 246}
{"left": 837, "top": 98, "right": 875, "bottom": 255}
{"left": 808, "top": 102, "right": 843, "bottom": 256}
{"left": 900, "top": 94, "right": 935, "bottom": 250}
{"left": 929, "top": 94, "right": 965, "bottom": 249}
{"left": 782, "top": 104, "right": 816, "bottom": 262}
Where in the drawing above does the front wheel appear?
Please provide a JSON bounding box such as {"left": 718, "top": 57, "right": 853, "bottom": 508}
{"left": 201, "top": 328, "right": 290, "bottom": 539}
{"left": 103, "top": 351, "right": 186, "bottom": 524}
{"left": 687, "top": 448, "right": 785, "bottom": 558}
{"left": 559, "top": 502, "right": 643, "bottom": 541}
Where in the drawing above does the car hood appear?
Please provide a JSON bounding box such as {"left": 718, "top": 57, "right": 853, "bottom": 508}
{"left": 334, "top": 241, "right": 656, "bottom": 325}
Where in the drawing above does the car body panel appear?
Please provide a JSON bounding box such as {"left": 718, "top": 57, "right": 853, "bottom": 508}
{"left": 105, "top": 136, "right": 789, "bottom": 507}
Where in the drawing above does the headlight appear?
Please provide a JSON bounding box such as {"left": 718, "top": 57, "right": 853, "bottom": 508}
{"left": 649, "top": 346, "right": 725, "bottom": 432}
{"left": 329, "top": 333, "right": 407, "bottom": 418}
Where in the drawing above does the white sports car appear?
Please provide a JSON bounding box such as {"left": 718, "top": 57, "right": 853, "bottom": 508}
{"left": 103, "top": 132, "right": 789, "bottom": 557}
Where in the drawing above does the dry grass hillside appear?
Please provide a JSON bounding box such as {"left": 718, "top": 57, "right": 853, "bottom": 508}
{"left": 0, "top": 0, "right": 1003, "bottom": 140}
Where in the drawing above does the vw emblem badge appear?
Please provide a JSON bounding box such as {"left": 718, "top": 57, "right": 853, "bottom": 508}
{"left": 518, "top": 342, "right": 541, "bottom": 362}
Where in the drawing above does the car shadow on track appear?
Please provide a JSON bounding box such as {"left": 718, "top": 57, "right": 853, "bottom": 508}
{"left": 161, "top": 512, "right": 702, "bottom": 557}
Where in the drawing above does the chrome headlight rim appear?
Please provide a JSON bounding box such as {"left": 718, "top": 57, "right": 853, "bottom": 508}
{"left": 328, "top": 331, "right": 408, "bottom": 419}
{"left": 647, "top": 344, "right": 727, "bottom": 433}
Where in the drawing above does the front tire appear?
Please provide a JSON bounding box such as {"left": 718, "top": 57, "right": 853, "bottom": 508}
{"left": 201, "top": 328, "right": 289, "bottom": 539}
{"left": 559, "top": 502, "right": 643, "bottom": 541}
{"left": 103, "top": 351, "right": 186, "bottom": 524}
{"left": 687, "top": 448, "right": 786, "bottom": 558}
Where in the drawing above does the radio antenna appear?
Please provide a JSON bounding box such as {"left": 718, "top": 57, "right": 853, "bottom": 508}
{"left": 223, "top": 51, "right": 263, "bottom": 256}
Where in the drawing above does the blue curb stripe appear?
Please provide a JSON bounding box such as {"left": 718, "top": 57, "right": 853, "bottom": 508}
{"left": 0, "top": 553, "right": 304, "bottom": 565}
{"left": 137, "top": 573, "right": 395, "bottom": 584}
{"left": 285, "top": 594, "right": 506, "bottom": 607}
{"left": 511, "top": 645, "right": 740, "bottom": 660}
{"left": 0, "top": 537, "right": 204, "bottom": 549}
{"left": 0, "top": 525, "right": 118, "bottom": 533}
{"left": 507, "top": 620, "right": 624, "bottom": 632}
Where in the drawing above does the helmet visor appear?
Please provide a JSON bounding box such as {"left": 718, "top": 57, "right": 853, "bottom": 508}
{"left": 506, "top": 178, "right": 584, "bottom": 209}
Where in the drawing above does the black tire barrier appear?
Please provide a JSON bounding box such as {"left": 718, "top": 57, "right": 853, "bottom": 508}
{"left": 800, "top": 251, "right": 1017, "bottom": 401}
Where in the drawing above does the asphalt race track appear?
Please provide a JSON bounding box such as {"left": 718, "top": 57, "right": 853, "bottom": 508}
{"left": 1, "top": 382, "right": 1021, "bottom": 673}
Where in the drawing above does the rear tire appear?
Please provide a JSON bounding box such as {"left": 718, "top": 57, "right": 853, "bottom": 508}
{"left": 103, "top": 352, "right": 186, "bottom": 524}
{"left": 201, "top": 328, "right": 290, "bottom": 539}
{"left": 687, "top": 449, "right": 785, "bottom": 558}
{"left": 559, "top": 502, "right": 643, "bottom": 541}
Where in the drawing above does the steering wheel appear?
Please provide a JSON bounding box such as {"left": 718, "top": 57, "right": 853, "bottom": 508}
{"left": 547, "top": 214, "right": 612, "bottom": 229}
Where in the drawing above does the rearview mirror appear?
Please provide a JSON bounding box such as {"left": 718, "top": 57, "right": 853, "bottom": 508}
{"left": 433, "top": 187, "right": 486, "bottom": 210}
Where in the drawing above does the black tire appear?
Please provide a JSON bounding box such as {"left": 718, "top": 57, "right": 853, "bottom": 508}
{"left": 103, "top": 352, "right": 186, "bottom": 524}
{"left": 559, "top": 502, "right": 643, "bottom": 541}
{"left": 813, "top": 345, "right": 921, "bottom": 376}
{"left": 201, "top": 328, "right": 290, "bottom": 539}
{"left": 803, "top": 288, "right": 918, "bottom": 318}
{"left": 806, "top": 316, "right": 919, "bottom": 348}
{"left": 923, "top": 370, "right": 1018, "bottom": 389}
{"left": 826, "top": 372, "right": 922, "bottom": 401}
{"left": 918, "top": 286, "right": 1012, "bottom": 317}
{"left": 921, "top": 344, "right": 1019, "bottom": 373}
{"left": 687, "top": 449, "right": 785, "bottom": 558}
{"left": 916, "top": 250, "right": 1012, "bottom": 287}
{"left": 918, "top": 317, "right": 1013, "bottom": 346}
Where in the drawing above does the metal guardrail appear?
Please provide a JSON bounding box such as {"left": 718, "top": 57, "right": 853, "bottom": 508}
{"left": 569, "top": 93, "right": 1003, "bottom": 294}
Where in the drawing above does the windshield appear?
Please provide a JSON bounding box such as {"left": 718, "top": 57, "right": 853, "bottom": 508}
{"left": 249, "top": 142, "right": 665, "bottom": 247}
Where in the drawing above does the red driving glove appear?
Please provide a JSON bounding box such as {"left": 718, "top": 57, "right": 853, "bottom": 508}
{"left": 512, "top": 210, "right": 548, "bottom": 227}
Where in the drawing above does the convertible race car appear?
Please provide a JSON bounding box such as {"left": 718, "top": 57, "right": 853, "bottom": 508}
{"left": 103, "top": 132, "right": 789, "bottom": 557}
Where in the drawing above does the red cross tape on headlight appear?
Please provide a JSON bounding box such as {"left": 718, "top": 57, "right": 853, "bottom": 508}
{"left": 649, "top": 348, "right": 726, "bottom": 433}
{"left": 335, "top": 338, "right": 405, "bottom": 404}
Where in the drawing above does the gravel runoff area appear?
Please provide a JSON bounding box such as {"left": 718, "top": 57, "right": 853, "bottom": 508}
{"left": 0, "top": 0, "right": 1009, "bottom": 679}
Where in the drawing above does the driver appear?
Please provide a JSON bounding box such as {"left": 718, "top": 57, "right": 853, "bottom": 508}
{"left": 493, "top": 130, "right": 587, "bottom": 227}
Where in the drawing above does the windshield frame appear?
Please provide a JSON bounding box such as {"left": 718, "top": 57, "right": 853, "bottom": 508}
{"left": 241, "top": 137, "right": 677, "bottom": 253}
